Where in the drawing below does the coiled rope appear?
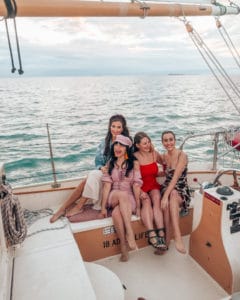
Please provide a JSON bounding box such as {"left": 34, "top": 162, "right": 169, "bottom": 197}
{"left": 0, "top": 183, "right": 27, "bottom": 246}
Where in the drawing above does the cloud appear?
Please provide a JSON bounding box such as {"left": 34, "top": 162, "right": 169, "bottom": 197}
{"left": 0, "top": 12, "right": 239, "bottom": 76}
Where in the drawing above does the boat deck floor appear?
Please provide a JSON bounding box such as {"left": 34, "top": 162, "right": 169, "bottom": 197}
{"left": 96, "top": 236, "right": 229, "bottom": 300}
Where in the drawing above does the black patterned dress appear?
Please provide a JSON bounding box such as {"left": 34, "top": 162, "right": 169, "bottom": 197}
{"left": 160, "top": 166, "right": 191, "bottom": 211}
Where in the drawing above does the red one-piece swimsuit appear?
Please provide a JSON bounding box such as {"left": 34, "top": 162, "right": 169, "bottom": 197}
{"left": 140, "top": 162, "right": 161, "bottom": 193}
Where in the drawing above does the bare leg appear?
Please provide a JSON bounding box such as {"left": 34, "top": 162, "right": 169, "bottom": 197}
{"left": 118, "top": 192, "right": 137, "bottom": 250}
{"left": 112, "top": 206, "right": 129, "bottom": 262}
{"left": 154, "top": 206, "right": 170, "bottom": 255}
{"left": 163, "top": 207, "right": 171, "bottom": 248}
{"left": 65, "top": 196, "right": 88, "bottom": 217}
{"left": 150, "top": 190, "right": 164, "bottom": 231}
{"left": 50, "top": 179, "right": 86, "bottom": 223}
{"left": 169, "top": 190, "right": 186, "bottom": 254}
{"left": 140, "top": 195, "right": 158, "bottom": 247}
{"left": 148, "top": 190, "right": 167, "bottom": 253}
{"left": 141, "top": 196, "right": 154, "bottom": 230}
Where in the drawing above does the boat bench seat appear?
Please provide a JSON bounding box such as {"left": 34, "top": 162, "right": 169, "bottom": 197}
{"left": 11, "top": 215, "right": 124, "bottom": 300}
{"left": 70, "top": 206, "right": 193, "bottom": 261}
{"left": 12, "top": 216, "right": 96, "bottom": 300}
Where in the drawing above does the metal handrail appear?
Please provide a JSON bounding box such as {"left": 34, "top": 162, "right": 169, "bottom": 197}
{"left": 179, "top": 127, "right": 240, "bottom": 171}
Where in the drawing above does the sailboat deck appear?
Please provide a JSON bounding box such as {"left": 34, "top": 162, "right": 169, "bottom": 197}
{"left": 96, "top": 236, "right": 230, "bottom": 300}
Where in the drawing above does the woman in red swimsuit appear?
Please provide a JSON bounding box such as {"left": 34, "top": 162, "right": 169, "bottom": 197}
{"left": 134, "top": 132, "right": 167, "bottom": 251}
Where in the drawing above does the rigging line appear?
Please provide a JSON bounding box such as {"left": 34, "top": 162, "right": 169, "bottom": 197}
{"left": 189, "top": 32, "right": 240, "bottom": 115}
{"left": 184, "top": 22, "right": 240, "bottom": 114}
{"left": 3, "top": 0, "right": 17, "bottom": 18}
{"left": 13, "top": 17, "right": 24, "bottom": 75}
{"left": 192, "top": 35, "right": 240, "bottom": 113}
{"left": 4, "top": 18, "right": 16, "bottom": 73}
{"left": 191, "top": 27, "right": 240, "bottom": 98}
{"left": 190, "top": 24, "right": 240, "bottom": 93}
{"left": 229, "top": 0, "right": 240, "bottom": 11}
{"left": 185, "top": 21, "right": 240, "bottom": 98}
{"left": 3, "top": 0, "right": 24, "bottom": 75}
{"left": 215, "top": 17, "right": 240, "bottom": 68}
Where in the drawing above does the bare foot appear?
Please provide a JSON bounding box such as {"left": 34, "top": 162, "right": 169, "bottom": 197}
{"left": 175, "top": 239, "right": 186, "bottom": 254}
{"left": 120, "top": 243, "right": 129, "bottom": 262}
{"left": 65, "top": 205, "right": 83, "bottom": 217}
{"left": 154, "top": 249, "right": 167, "bottom": 255}
{"left": 120, "top": 252, "right": 129, "bottom": 262}
{"left": 126, "top": 232, "right": 138, "bottom": 250}
{"left": 50, "top": 209, "right": 65, "bottom": 223}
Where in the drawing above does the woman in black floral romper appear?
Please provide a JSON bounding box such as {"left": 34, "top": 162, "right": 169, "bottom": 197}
{"left": 160, "top": 131, "right": 191, "bottom": 254}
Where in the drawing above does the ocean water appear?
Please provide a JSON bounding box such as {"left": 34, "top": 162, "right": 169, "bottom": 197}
{"left": 0, "top": 75, "right": 239, "bottom": 187}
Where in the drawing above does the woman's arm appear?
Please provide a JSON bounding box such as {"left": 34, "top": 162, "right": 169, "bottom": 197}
{"left": 155, "top": 150, "right": 165, "bottom": 177}
{"left": 155, "top": 150, "right": 164, "bottom": 165}
{"left": 95, "top": 139, "right": 107, "bottom": 170}
{"left": 132, "top": 160, "right": 142, "bottom": 217}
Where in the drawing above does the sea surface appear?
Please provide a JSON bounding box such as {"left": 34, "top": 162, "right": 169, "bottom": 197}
{"left": 0, "top": 75, "right": 239, "bottom": 187}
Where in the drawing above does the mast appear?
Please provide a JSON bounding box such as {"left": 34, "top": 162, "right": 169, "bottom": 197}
{"left": 0, "top": 0, "right": 239, "bottom": 18}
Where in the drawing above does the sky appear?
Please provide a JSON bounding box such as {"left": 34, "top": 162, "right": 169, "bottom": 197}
{"left": 0, "top": 2, "right": 239, "bottom": 77}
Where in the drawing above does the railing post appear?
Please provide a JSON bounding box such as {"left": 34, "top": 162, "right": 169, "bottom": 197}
{"left": 0, "top": 165, "right": 6, "bottom": 185}
{"left": 0, "top": 165, "right": 7, "bottom": 251}
{"left": 212, "top": 133, "right": 219, "bottom": 171}
{"left": 46, "top": 124, "right": 61, "bottom": 188}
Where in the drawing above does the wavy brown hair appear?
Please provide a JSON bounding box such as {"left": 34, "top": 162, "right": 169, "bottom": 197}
{"left": 104, "top": 114, "right": 130, "bottom": 158}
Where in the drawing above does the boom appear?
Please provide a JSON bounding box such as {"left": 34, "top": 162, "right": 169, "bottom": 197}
{"left": 0, "top": 0, "right": 239, "bottom": 18}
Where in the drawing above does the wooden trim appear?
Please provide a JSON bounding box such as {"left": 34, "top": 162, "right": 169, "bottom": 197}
{"left": 14, "top": 186, "right": 76, "bottom": 195}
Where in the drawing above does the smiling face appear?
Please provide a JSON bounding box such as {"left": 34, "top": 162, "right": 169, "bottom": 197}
{"left": 162, "top": 132, "right": 176, "bottom": 151}
{"left": 137, "top": 136, "right": 151, "bottom": 153}
{"left": 113, "top": 142, "right": 127, "bottom": 158}
{"left": 110, "top": 121, "right": 124, "bottom": 140}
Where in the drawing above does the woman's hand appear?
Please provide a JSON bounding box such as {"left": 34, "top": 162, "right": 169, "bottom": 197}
{"left": 101, "top": 207, "right": 108, "bottom": 218}
{"left": 140, "top": 191, "right": 148, "bottom": 201}
{"left": 100, "top": 166, "right": 108, "bottom": 174}
{"left": 161, "top": 195, "right": 169, "bottom": 210}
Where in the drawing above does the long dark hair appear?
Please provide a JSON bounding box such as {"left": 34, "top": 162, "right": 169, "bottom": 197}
{"left": 108, "top": 143, "right": 135, "bottom": 177}
{"left": 104, "top": 114, "right": 130, "bottom": 158}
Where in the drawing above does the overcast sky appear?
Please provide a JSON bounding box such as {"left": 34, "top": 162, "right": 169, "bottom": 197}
{"left": 0, "top": 8, "right": 239, "bottom": 77}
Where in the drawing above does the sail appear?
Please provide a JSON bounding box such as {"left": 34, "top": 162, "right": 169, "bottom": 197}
{"left": 0, "top": 0, "right": 239, "bottom": 18}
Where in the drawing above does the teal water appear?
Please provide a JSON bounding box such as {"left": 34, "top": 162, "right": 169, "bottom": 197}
{"left": 0, "top": 75, "right": 239, "bottom": 186}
